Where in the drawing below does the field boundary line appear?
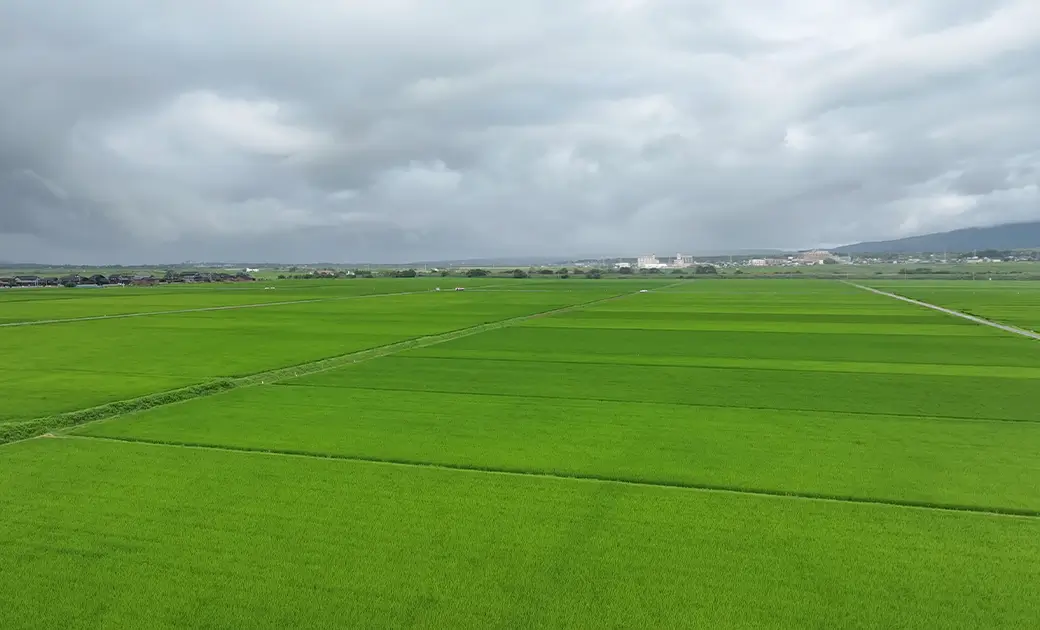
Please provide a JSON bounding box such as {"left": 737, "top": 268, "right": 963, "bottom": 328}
{"left": 62, "top": 434, "right": 1040, "bottom": 519}
{"left": 1, "top": 290, "right": 638, "bottom": 445}
{"left": 845, "top": 282, "right": 1040, "bottom": 341}
{"left": 0, "top": 381, "right": 238, "bottom": 446}
{"left": 231, "top": 290, "right": 638, "bottom": 388}
{"left": 279, "top": 382, "right": 1040, "bottom": 426}
{"left": 369, "top": 351, "right": 1040, "bottom": 380}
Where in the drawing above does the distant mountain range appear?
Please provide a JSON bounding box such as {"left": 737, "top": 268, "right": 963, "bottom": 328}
{"left": 834, "top": 221, "right": 1040, "bottom": 255}
{"left": 10, "top": 222, "right": 1040, "bottom": 267}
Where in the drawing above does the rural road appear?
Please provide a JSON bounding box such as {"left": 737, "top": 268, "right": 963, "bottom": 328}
{"left": 845, "top": 282, "right": 1040, "bottom": 341}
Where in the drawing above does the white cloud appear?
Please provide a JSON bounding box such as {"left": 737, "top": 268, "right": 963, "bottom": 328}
{"left": 1, "top": 0, "right": 1038, "bottom": 262}
{"left": 373, "top": 161, "right": 463, "bottom": 197}
{"left": 103, "top": 91, "right": 325, "bottom": 162}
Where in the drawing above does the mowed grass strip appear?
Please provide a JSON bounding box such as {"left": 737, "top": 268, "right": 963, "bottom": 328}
{"left": 79, "top": 384, "right": 1040, "bottom": 512}
{"left": 3, "top": 438, "right": 1039, "bottom": 630}
{"left": 0, "top": 287, "right": 616, "bottom": 422}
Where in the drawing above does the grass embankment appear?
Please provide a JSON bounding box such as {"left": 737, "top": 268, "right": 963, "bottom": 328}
{"left": 0, "top": 381, "right": 235, "bottom": 445}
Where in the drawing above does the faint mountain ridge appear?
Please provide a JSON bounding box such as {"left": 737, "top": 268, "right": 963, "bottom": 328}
{"left": 834, "top": 221, "right": 1040, "bottom": 254}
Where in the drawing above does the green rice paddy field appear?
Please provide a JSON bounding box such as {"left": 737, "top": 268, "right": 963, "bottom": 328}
{"left": 2, "top": 278, "right": 1040, "bottom": 628}
{"left": 866, "top": 280, "right": 1040, "bottom": 333}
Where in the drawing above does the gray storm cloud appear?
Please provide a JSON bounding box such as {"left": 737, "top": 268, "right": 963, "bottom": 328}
{"left": 1, "top": 0, "right": 1039, "bottom": 263}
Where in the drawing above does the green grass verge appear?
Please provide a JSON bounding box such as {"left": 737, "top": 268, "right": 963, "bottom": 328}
{"left": 0, "top": 381, "right": 236, "bottom": 445}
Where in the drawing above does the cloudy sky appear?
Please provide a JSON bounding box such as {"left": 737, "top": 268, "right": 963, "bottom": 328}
{"left": 2, "top": 1, "right": 1039, "bottom": 263}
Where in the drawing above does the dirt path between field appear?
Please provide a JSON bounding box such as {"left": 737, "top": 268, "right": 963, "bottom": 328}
{"left": 845, "top": 282, "right": 1040, "bottom": 341}
{"left": 2, "top": 287, "right": 651, "bottom": 445}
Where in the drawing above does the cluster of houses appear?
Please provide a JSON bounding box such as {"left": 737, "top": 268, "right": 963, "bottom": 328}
{"left": 0, "top": 271, "right": 256, "bottom": 289}
{"left": 166, "top": 271, "right": 257, "bottom": 284}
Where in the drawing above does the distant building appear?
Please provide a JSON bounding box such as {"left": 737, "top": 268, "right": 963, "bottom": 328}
{"left": 673, "top": 253, "right": 694, "bottom": 268}
{"left": 637, "top": 254, "right": 668, "bottom": 269}
{"left": 615, "top": 262, "right": 632, "bottom": 270}
{"left": 799, "top": 250, "right": 834, "bottom": 264}
{"left": 13, "top": 275, "right": 41, "bottom": 287}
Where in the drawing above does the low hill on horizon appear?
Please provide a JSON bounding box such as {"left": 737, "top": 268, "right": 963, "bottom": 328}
{"left": 834, "top": 221, "right": 1040, "bottom": 254}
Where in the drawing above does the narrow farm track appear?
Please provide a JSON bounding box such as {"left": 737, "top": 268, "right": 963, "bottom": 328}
{"left": 0, "top": 289, "right": 434, "bottom": 328}
{"left": 846, "top": 282, "right": 1040, "bottom": 340}
{"left": 233, "top": 288, "right": 643, "bottom": 388}
{"left": 2, "top": 289, "right": 642, "bottom": 445}
{"left": 61, "top": 434, "right": 1040, "bottom": 519}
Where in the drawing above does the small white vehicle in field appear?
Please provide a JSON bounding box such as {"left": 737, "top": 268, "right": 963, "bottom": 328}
{"left": 454, "top": 287, "right": 466, "bottom": 291}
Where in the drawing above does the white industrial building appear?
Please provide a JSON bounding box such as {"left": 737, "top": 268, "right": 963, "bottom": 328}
{"left": 673, "top": 253, "right": 694, "bottom": 268}
{"left": 637, "top": 254, "right": 668, "bottom": 269}
{"left": 799, "top": 250, "right": 834, "bottom": 264}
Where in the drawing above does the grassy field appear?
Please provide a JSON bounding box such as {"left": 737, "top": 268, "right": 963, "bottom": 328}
{"left": 3, "top": 438, "right": 1039, "bottom": 629}
{"left": 865, "top": 280, "right": 1040, "bottom": 332}
{"left": 4, "top": 278, "right": 1040, "bottom": 628}
{"left": 83, "top": 384, "right": 1040, "bottom": 511}
{"left": 0, "top": 279, "right": 623, "bottom": 422}
{"left": 0, "top": 277, "right": 508, "bottom": 323}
